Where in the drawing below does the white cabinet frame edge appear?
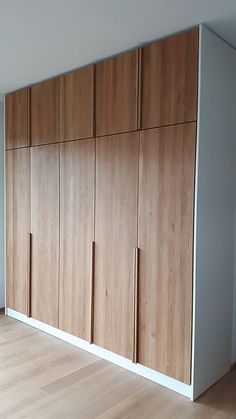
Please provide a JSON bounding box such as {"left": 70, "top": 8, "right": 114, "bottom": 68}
{"left": 6, "top": 307, "right": 193, "bottom": 399}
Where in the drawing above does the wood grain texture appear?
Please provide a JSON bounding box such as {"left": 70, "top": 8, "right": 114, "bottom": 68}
{"left": 5, "top": 88, "right": 29, "bottom": 149}
{"left": 31, "top": 78, "right": 60, "bottom": 145}
{"left": 138, "top": 123, "right": 196, "bottom": 384}
{"left": 60, "top": 66, "right": 94, "bottom": 141}
{"left": 96, "top": 50, "right": 138, "bottom": 136}
{"left": 6, "top": 148, "right": 30, "bottom": 314}
{"left": 30, "top": 144, "right": 59, "bottom": 327}
{"left": 141, "top": 28, "right": 198, "bottom": 129}
{"left": 59, "top": 139, "right": 95, "bottom": 340}
{"left": 94, "top": 132, "right": 139, "bottom": 360}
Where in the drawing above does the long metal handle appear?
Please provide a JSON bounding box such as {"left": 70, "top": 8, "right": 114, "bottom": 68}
{"left": 27, "top": 233, "right": 32, "bottom": 318}
{"left": 89, "top": 241, "right": 95, "bottom": 344}
{"left": 133, "top": 247, "right": 139, "bottom": 363}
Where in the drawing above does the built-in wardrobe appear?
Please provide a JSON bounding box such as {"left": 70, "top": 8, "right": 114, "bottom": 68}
{"left": 5, "top": 25, "right": 236, "bottom": 400}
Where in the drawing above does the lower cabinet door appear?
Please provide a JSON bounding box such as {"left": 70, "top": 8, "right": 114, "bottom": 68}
{"left": 59, "top": 139, "right": 95, "bottom": 340}
{"left": 6, "top": 148, "right": 30, "bottom": 314}
{"left": 138, "top": 123, "right": 196, "bottom": 384}
{"left": 30, "top": 144, "right": 60, "bottom": 327}
{"left": 94, "top": 132, "right": 139, "bottom": 360}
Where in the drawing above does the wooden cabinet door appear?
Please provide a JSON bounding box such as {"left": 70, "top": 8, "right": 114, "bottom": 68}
{"left": 31, "top": 78, "right": 60, "bottom": 145}
{"left": 6, "top": 148, "right": 30, "bottom": 314}
{"left": 60, "top": 66, "right": 94, "bottom": 141}
{"left": 30, "top": 144, "right": 59, "bottom": 327}
{"left": 94, "top": 132, "right": 139, "bottom": 360}
{"left": 5, "top": 88, "right": 29, "bottom": 149}
{"left": 96, "top": 50, "right": 138, "bottom": 136}
{"left": 59, "top": 139, "right": 95, "bottom": 340}
{"left": 138, "top": 123, "right": 196, "bottom": 384}
{"left": 141, "top": 29, "right": 198, "bottom": 129}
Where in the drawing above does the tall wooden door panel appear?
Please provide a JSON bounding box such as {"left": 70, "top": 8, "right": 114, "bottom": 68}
{"left": 60, "top": 66, "right": 94, "bottom": 141}
{"left": 5, "top": 88, "right": 29, "bottom": 149}
{"left": 96, "top": 50, "right": 138, "bottom": 136}
{"left": 141, "top": 29, "right": 198, "bottom": 129}
{"left": 30, "top": 144, "right": 59, "bottom": 327}
{"left": 6, "top": 148, "right": 30, "bottom": 314}
{"left": 59, "top": 139, "right": 95, "bottom": 340}
{"left": 94, "top": 132, "right": 139, "bottom": 360}
{"left": 138, "top": 123, "right": 196, "bottom": 384}
{"left": 31, "top": 77, "right": 60, "bottom": 145}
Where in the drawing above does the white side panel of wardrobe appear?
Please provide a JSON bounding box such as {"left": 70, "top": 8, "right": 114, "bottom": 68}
{"left": 192, "top": 25, "right": 236, "bottom": 400}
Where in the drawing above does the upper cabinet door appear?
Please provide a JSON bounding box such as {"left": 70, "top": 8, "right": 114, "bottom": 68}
{"left": 30, "top": 144, "right": 59, "bottom": 327}
{"left": 96, "top": 50, "right": 138, "bottom": 136}
{"left": 59, "top": 139, "right": 95, "bottom": 340}
{"left": 94, "top": 132, "right": 139, "bottom": 360}
{"left": 5, "top": 88, "right": 29, "bottom": 149}
{"left": 138, "top": 123, "right": 196, "bottom": 384}
{"left": 141, "top": 29, "right": 198, "bottom": 129}
{"left": 6, "top": 148, "right": 30, "bottom": 314}
{"left": 31, "top": 77, "right": 60, "bottom": 145}
{"left": 60, "top": 66, "right": 94, "bottom": 141}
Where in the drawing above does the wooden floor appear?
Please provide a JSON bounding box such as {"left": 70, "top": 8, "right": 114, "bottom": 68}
{"left": 0, "top": 314, "right": 236, "bottom": 419}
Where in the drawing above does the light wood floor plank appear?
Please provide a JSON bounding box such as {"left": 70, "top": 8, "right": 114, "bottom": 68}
{"left": 0, "top": 314, "right": 236, "bottom": 419}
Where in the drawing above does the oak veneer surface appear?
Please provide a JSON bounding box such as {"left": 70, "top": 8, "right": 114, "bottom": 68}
{"left": 30, "top": 144, "right": 59, "bottom": 327}
{"left": 1, "top": 315, "right": 236, "bottom": 419}
{"left": 141, "top": 28, "right": 198, "bottom": 129}
{"left": 138, "top": 123, "right": 196, "bottom": 384}
{"left": 6, "top": 148, "right": 30, "bottom": 314}
{"left": 60, "top": 65, "right": 94, "bottom": 141}
{"left": 94, "top": 132, "right": 139, "bottom": 360}
{"left": 31, "top": 77, "right": 60, "bottom": 145}
{"left": 59, "top": 139, "right": 95, "bottom": 340}
{"left": 96, "top": 50, "right": 138, "bottom": 136}
{"left": 5, "top": 88, "right": 29, "bottom": 149}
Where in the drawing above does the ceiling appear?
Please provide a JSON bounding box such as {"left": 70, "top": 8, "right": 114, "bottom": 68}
{"left": 1, "top": 0, "right": 236, "bottom": 93}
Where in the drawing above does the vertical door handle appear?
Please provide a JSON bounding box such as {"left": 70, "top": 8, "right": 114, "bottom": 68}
{"left": 27, "top": 233, "right": 32, "bottom": 318}
{"left": 133, "top": 247, "right": 139, "bottom": 363}
{"left": 89, "top": 241, "right": 95, "bottom": 344}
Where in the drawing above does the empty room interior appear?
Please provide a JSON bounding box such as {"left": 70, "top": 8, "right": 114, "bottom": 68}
{"left": 1, "top": 0, "right": 236, "bottom": 418}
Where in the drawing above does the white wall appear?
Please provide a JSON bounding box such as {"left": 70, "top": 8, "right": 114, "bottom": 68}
{"left": 232, "top": 221, "right": 236, "bottom": 364}
{"left": 0, "top": 100, "right": 4, "bottom": 308}
{"left": 192, "top": 25, "right": 236, "bottom": 399}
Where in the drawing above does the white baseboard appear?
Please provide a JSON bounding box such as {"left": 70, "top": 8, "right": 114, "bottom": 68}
{"left": 6, "top": 307, "right": 193, "bottom": 399}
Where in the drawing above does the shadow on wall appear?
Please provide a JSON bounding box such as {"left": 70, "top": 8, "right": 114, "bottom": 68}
{"left": 0, "top": 100, "right": 4, "bottom": 308}
{"left": 232, "top": 215, "right": 236, "bottom": 365}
